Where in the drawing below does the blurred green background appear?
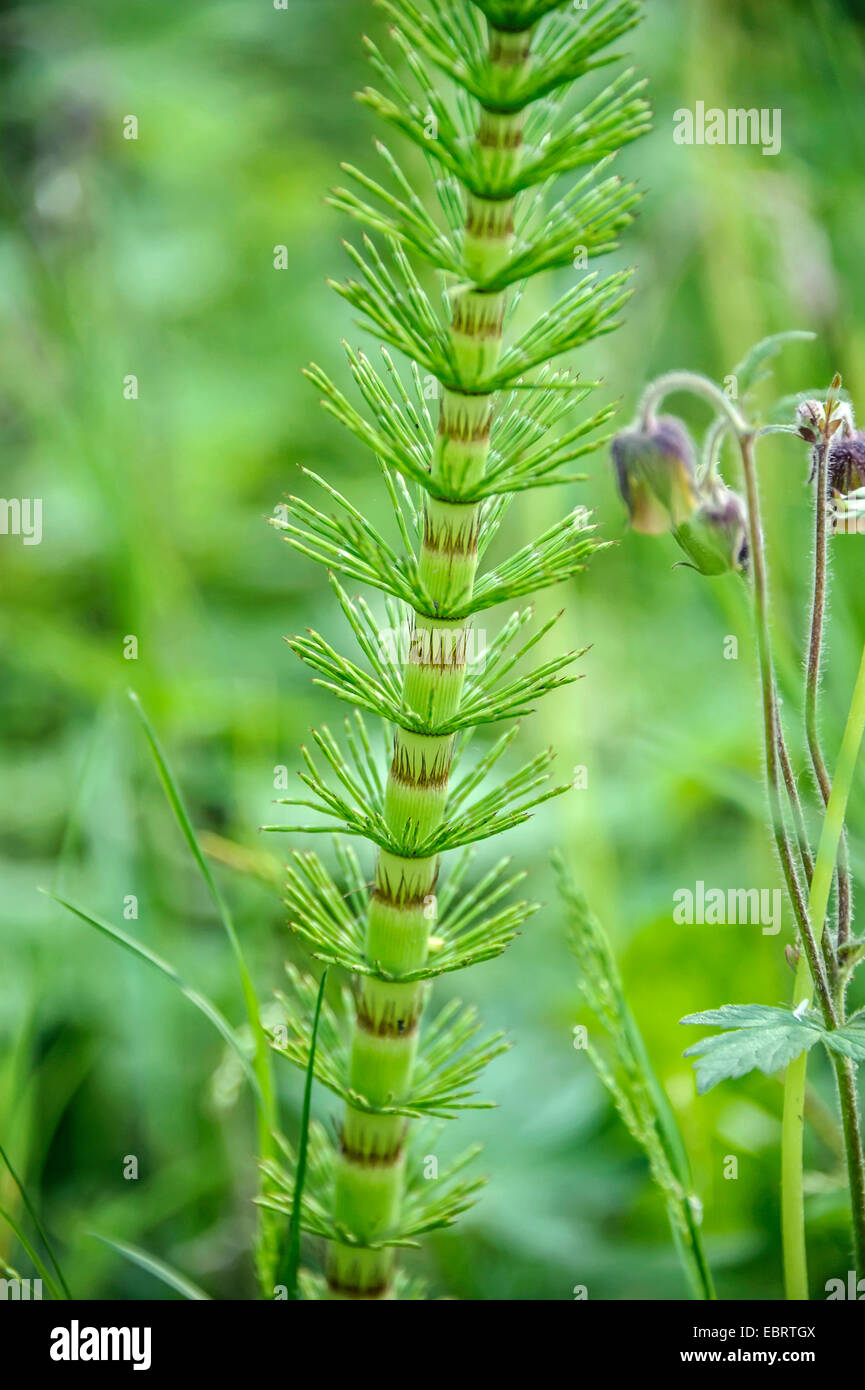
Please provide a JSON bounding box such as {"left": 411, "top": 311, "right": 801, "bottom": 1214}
{"left": 3, "top": 0, "right": 865, "bottom": 1300}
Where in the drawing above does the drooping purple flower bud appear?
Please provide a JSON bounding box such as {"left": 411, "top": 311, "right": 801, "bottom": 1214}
{"left": 827, "top": 431, "right": 865, "bottom": 497}
{"left": 672, "top": 481, "right": 749, "bottom": 577}
{"left": 796, "top": 400, "right": 825, "bottom": 446}
{"left": 611, "top": 416, "right": 699, "bottom": 535}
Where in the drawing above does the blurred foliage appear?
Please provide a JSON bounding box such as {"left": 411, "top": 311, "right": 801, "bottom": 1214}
{"left": 2, "top": 0, "right": 865, "bottom": 1299}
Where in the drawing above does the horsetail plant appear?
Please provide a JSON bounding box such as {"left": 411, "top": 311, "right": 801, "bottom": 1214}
{"left": 265, "top": 0, "right": 649, "bottom": 1299}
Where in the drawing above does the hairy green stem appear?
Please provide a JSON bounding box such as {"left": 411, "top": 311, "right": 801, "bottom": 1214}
{"left": 639, "top": 370, "right": 749, "bottom": 440}
{"left": 637, "top": 346, "right": 865, "bottom": 1301}
{"left": 781, "top": 425, "right": 865, "bottom": 1298}
{"left": 641, "top": 380, "right": 851, "bottom": 1294}
{"left": 737, "top": 434, "right": 844, "bottom": 1301}
{"left": 739, "top": 435, "right": 834, "bottom": 1022}
{"left": 805, "top": 437, "right": 851, "bottom": 966}
{"left": 777, "top": 728, "right": 815, "bottom": 888}
{"left": 641, "top": 380, "right": 830, "bottom": 1014}
{"left": 784, "top": 639, "right": 865, "bottom": 1294}
{"left": 781, "top": 1048, "right": 809, "bottom": 1299}
{"left": 835, "top": 1052, "right": 865, "bottom": 1280}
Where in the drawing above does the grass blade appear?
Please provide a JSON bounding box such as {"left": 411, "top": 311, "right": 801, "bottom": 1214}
{"left": 90, "top": 1233, "right": 211, "bottom": 1300}
{"left": 0, "top": 1205, "right": 63, "bottom": 1300}
{"left": 557, "top": 857, "right": 715, "bottom": 1301}
{"left": 0, "top": 1138, "right": 70, "bottom": 1299}
{"left": 278, "top": 968, "right": 329, "bottom": 1300}
{"left": 42, "top": 889, "right": 264, "bottom": 1112}
{"left": 128, "top": 691, "right": 246, "bottom": 968}
{"left": 128, "top": 690, "right": 279, "bottom": 1287}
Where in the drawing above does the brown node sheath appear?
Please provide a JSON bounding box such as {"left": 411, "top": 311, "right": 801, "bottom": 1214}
{"left": 389, "top": 744, "right": 453, "bottom": 791}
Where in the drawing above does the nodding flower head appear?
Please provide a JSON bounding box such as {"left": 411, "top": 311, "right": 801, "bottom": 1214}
{"left": 672, "top": 481, "right": 749, "bottom": 577}
{"left": 797, "top": 384, "right": 857, "bottom": 493}
{"left": 796, "top": 387, "right": 854, "bottom": 452}
{"left": 796, "top": 399, "right": 827, "bottom": 445}
{"left": 826, "top": 432, "right": 865, "bottom": 498}
{"left": 611, "top": 416, "right": 699, "bottom": 535}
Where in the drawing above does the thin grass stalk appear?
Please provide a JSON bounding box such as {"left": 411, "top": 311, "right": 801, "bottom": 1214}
{"left": 560, "top": 864, "right": 715, "bottom": 1300}
{"left": 0, "top": 1139, "right": 71, "bottom": 1300}
{"left": 280, "top": 969, "right": 329, "bottom": 1299}
{"left": 129, "top": 692, "right": 279, "bottom": 1287}
{"left": 781, "top": 1052, "right": 809, "bottom": 1299}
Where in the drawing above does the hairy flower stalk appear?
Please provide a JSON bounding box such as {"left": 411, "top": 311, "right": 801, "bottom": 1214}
{"left": 261, "top": 0, "right": 648, "bottom": 1299}
{"left": 621, "top": 359, "right": 865, "bottom": 1298}
{"left": 802, "top": 402, "right": 852, "bottom": 962}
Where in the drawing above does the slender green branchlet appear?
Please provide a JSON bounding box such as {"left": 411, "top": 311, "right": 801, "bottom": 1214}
{"left": 267, "top": 0, "right": 648, "bottom": 1299}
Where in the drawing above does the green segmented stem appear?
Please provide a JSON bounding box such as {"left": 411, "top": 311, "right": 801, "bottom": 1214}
{"left": 325, "top": 25, "right": 527, "bottom": 1302}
